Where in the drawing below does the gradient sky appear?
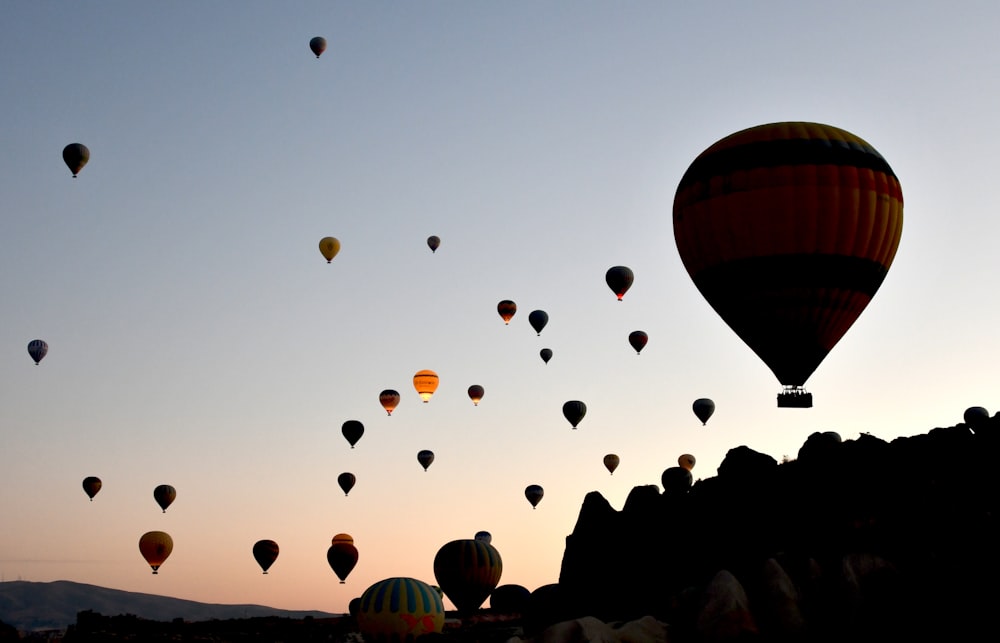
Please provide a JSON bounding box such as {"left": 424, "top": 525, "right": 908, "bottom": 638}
{"left": 2, "top": 2, "right": 999, "bottom": 614}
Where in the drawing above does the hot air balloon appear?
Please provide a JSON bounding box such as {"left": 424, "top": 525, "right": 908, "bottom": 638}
{"left": 338, "top": 472, "right": 356, "bottom": 496}
{"left": 342, "top": 420, "right": 364, "bottom": 448}
{"left": 674, "top": 122, "right": 903, "bottom": 408}
{"left": 252, "top": 539, "right": 279, "bottom": 574}
{"left": 417, "top": 449, "right": 435, "bottom": 472}
{"left": 62, "top": 143, "right": 89, "bottom": 177}
{"left": 467, "top": 385, "right": 484, "bottom": 406}
{"left": 357, "top": 577, "right": 445, "bottom": 640}
{"left": 327, "top": 535, "right": 359, "bottom": 583}
{"left": 678, "top": 454, "right": 696, "bottom": 471}
{"left": 309, "top": 36, "right": 327, "bottom": 58}
{"left": 427, "top": 236, "right": 440, "bottom": 253}
{"left": 474, "top": 531, "right": 492, "bottom": 544}
{"left": 82, "top": 476, "right": 102, "bottom": 501}
{"left": 528, "top": 310, "right": 548, "bottom": 336}
{"left": 539, "top": 348, "right": 552, "bottom": 364}
{"left": 603, "top": 454, "right": 620, "bottom": 475}
{"left": 964, "top": 406, "right": 990, "bottom": 428}
{"left": 379, "top": 389, "right": 400, "bottom": 415}
{"left": 497, "top": 300, "right": 516, "bottom": 325}
{"left": 562, "top": 400, "right": 586, "bottom": 429}
{"left": 628, "top": 331, "right": 648, "bottom": 354}
{"left": 153, "top": 485, "right": 176, "bottom": 513}
{"left": 693, "top": 398, "right": 715, "bottom": 425}
{"left": 27, "top": 339, "right": 48, "bottom": 365}
{"left": 138, "top": 531, "right": 173, "bottom": 574}
{"left": 661, "top": 467, "right": 693, "bottom": 495}
{"left": 413, "top": 370, "right": 439, "bottom": 402}
{"left": 490, "top": 584, "right": 531, "bottom": 613}
{"left": 318, "top": 237, "right": 340, "bottom": 263}
{"left": 605, "top": 266, "right": 634, "bottom": 301}
{"left": 524, "top": 484, "right": 544, "bottom": 509}
{"left": 433, "top": 539, "right": 503, "bottom": 613}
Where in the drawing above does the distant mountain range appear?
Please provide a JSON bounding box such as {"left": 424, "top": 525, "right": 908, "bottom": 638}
{"left": 0, "top": 580, "right": 339, "bottom": 632}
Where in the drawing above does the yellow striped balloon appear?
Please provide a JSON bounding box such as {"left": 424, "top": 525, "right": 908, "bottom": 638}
{"left": 357, "top": 577, "right": 444, "bottom": 641}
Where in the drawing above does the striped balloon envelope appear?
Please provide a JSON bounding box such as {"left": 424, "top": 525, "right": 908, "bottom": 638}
{"left": 357, "top": 577, "right": 444, "bottom": 641}
{"left": 673, "top": 122, "right": 903, "bottom": 406}
{"left": 433, "top": 539, "right": 503, "bottom": 613}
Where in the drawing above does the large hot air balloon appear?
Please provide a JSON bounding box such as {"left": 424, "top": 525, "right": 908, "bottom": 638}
{"left": 524, "top": 484, "right": 544, "bottom": 509}
{"left": 467, "top": 385, "right": 484, "bottom": 406}
{"left": 153, "top": 485, "right": 176, "bottom": 513}
{"left": 417, "top": 450, "right": 435, "bottom": 472}
{"left": 62, "top": 143, "right": 89, "bottom": 177}
{"left": 603, "top": 454, "right": 620, "bottom": 475}
{"left": 661, "top": 467, "right": 693, "bottom": 495}
{"left": 318, "top": 237, "right": 340, "bottom": 263}
{"left": 357, "top": 577, "right": 445, "bottom": 640}
{"left": 605, "top": 266, "right": 634, "bottom": 301}
{"left": 539, "top": 348, "right": 552, "bottom": 364}
{"left": 138, "top": 531, "right": 173, "bottom": 574}
{"left": 628, "top": 331, "right": 648, "bottom": 355}
{"left": 433, "top": 539, "right": 503, "bottom": 613}
{"left": 413, "top": 370, "right": 439, "bottom": 402}
{"left": 27, "top": 339, "right": 48, "bottom": 365}
{"left": 82, "top": 476, "right": 102, "bottom": 501}
{"left": 338, "top": 472, "right": 356, "bottom": 496}
{"left": 427, "top": 236, "right": 440, "bottom": 253}
{"left": 693, "top": 398, "right": 715, "bottom": 425}
{"left": 497, "top": 300, "right": 517, "bottom": 325}
{"left": 674, "top": 122, "right": 903, "bottom": 408}
{"left": 327, "top": 534, "right": 359, "bottom": 583}
{"left": 342, "top": 420, "right": 364, "bottom": 448}
{"left": 528, "top": 310, "right": 548, "bottom": 336}
{"left": 379, "top": 389, "right": 400, "bottom": 415}
{"left": 562, "top": 400, "right": 586, "bottom": 429}
{"left": 309, "top": 36, "right": 327, "bottom": 58}
{"left": 252, "top": 539, "right": 279, "bottom": 574}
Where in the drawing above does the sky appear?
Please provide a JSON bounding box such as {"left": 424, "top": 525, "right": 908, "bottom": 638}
{"left": 2, "top": 1, "right": 999, "bottom": 615}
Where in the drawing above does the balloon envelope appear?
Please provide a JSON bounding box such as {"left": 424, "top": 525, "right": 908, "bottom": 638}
{"left": 603, "top": 454, "right": 620, "bottom": 475}
{"left": 474, "top": 531, "right": 492, "bottom": 544}
{"left": 318, "top": 237, "right": 340, "bottom": 263}
{"left": 497, "top": 300, "right": 517, "bottom": 324}
{"left": 467, "top": 384, "right": 484, "bottom": 406}
{"left": 82, "top": 476, "right": 102, "bottom": 500}
{"left": 338, "top": 472, "right": 356, "bottom": 496}
{"left": 433, "top": 539, "right": 503, "bottom": 613}
{"left": 693, "top": 398, "right": 715, "bottom": 425}
{"left": 678, "top": 454, "right": 696, "bottom": 471}
{"left": 539, "top": 348, "right": 552, "bottom": 364}
{"left": 62, "top": 143, "right": 89, "bottom": 177}
{"left": 309, "top": 36, "right": 327, "bottom": 58}
{"left": 379, "top": 389, "right": 400, "bottom": 415}
{"left": 342, "top": 420, "right": 364, "bottom": 448}
{"left": 252, "top": 539, "right": 279, "bottom": 574}
{"left": 27, "top": 339, "right": 48, "bottom": 365}
{"left": 673, "top": 122, "right": 903, "bottom": 403}
{"left": 357, "top": 577, "right": 445, "bottom": 640}
{"left": 524, "top": 484, "right": 544, "bottom": 508}
{"left": 327, "top": 542, "right": 359, "bottom": 583}
{"left": 605, "top": 266, "right": 634, "bottom": 301}
{"left": 562, "top": 400, "right": 586, "bottom": 429}
{"left": 528, "top": 310, "right": 548, "bottom": 335}
{"left": 138, "top": 531, "right": 173, "bottom": 574}
{"left": 153, "top": 485, "right": 176, "bottom": 513}
{"left": 413, "top": 370, "right": 439, "bottom": 402}
{"left": 661, "top": 467, "right": 693, "bottom": 495}
{"left": 427, "top": 235, "right": 440, "bottom": 253}
{"left": 628, "top": 330, "right": 648, "bottom": 354}
{"left": 417, "top": 449, "right": 435, "bottom": 471}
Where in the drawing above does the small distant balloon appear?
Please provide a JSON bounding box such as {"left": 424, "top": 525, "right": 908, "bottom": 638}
{"left": 153, "top": 485, "right": 176, "bottom": 513}
{"left": 525, "top": 484, "right": 544, "bottom": 509}
{"left": 693, "top": 398, "right": 715, "bottom": 425}
{"left": 327, "top": 537, "right": 359, "bottom": 583}
{"left": 417, "top": 449, "right": 435, "bottom": 472}
{"left": 138, "top": 531, "right": 173, "bottom": 574}
{"left": 309, "top": 36, "right": 327, "bottom": 58}
{"left": 342, "top": 420, "right": 364, "bottom": 448}
{"left": 62, "top": 143, "right": 89, "bottom": 177}
{"left": 628, "top": 331, "right": 648, "bottom": 354}
{"left": 338, "top": 472, "right": 356, "bottom": 496}
{"left": 678, "top": 454, "right": 696, "bottom": 471}
{"left": 427, "top": 236, "right": 441, "bottom": 253}
{"left": 603, "top": 454, "right": 620, "bottom": 475}
{"left": 82, "top": 476, "right": 102, "bottom": 501}
{"left": 964, "top": 406, "right": 990, "bottom": 428}
{"left": 497, "top": 300, "right": 517, "bottom": 324}
{"left": 318, "top": 237, "right": 340, "bottom": 263}
{"left": 475, "top": 531, "right": 492, "bottom": 544}
{"left": 539, "top": 348, "right": 553, "bottom": 364}
{"left": 252, "top": 539, "right": 279, "bottom": 574}
{"left": 562, "top": 400, "right": 587, "bottom": 429}
{"left": 27, "top": 339, "right": 48, "bottom": 365}
{"left": 468, "top": 384, "right": 484, "bottom": 406}
{"left": 605, "top": 266, "right": 634, "bottom": 301}
{"left": 413, "top": 370, "right": 439, "bottom": 402}
{"left": 528, "top": 310, "right": 548, "bottom": 336}
{"left": 379, "top": 389, "right": 400, "bottom": 415}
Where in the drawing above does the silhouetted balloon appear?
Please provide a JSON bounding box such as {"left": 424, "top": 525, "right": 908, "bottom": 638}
{"left": 433, "top": 539, "right": 503, "bottom": 613}
{"left": 309, "top": 36, "right": 327, "bottom": 58}
{"left": 318, "top": 237, "right": 340, "bottom": 263}
{"left": 379, "top": 389, "right": 400, "bottom": 416}
{"left": 252, "top": 539, "right": 279, "bottom": 574}
{"left": 467, "top": 384, "right": 484, "bottom": 406}
{"left": 524, "top": 484, "right": 544, "bottom": 509}
{"left": 342, "top": 420, "right": 364, "bottom": 448}
{"left": 603, "top": 454, "right": 620, "bottom": 475}
{"left": 82, "top": 476, "right": 102, "bottom": 501}
{"left": 153, "top": 485, "right": 176, "bottom": 513}
{"left": 964, "top": 406, "right": 990, "bottom": 428}
{"left": 693, "top": 398, "right": 715, "bottom": 425}
{"left": 27, "top": 339, "right": 48, "bottom": 365}
{"left": 427, "top": 236, "right": 440, "bottom": 253}
{"left": 338, "top": 472, "right": 356, "bottom": 496}
{"left": 678, "top": 454, "right": 696, "bottom": 471}
{"left": 628, "top": 331, "right": 648, "bottom": 354}
{"left": 332, "top": 533, "right": 354, "bottom": 545}
{"left": 605, "top": 266, "right": 634, "bottom": 301}
{"left": 138, "top": 531, "right": 173, "bottom": 574}
{"left": 490, "top": 584, "right": 531, "bottom": 613}
{"left": 474, "top": 531, "right": 492, "bottom": 544}
{"left": 497, "top": 300, "right": 517, "bottom": 325}
{"left": 528, "top": 310, "right": 548, "bottom": 336}
{"left": 413, "top": 370, "right": 439, "bottom": 402}
{"left": 62, "top": 143, "right": 89, "bottom": 177}
{"left": 328, "top": 538, "right": 359, "bottom": 583}
{"left": 357, "top": 577, "right": 445, "bottom": 640}
{"left": 417, "top": 449, "right": 435, "bottom": 472}
{"left": 661, "top": 467, "right": 693, "bottom": 494}
{"left": 539, "top": 348, "right": 552, "bottom": 364}
{"left": 674, "top": 122, "right": 903, "bottom": 405}
{"left": 562, "top": 400, "right": 586, "bottom": 429}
